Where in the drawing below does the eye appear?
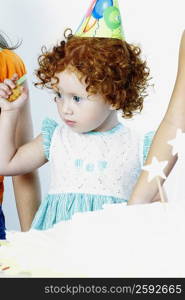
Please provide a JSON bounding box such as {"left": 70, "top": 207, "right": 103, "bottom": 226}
{"left": 73, "top": 95, "right": 82, "bottom": 103}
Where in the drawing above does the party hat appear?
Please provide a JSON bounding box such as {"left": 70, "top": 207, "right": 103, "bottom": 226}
{"left": 75, "top": 0, "right": 125, "bottom": 40}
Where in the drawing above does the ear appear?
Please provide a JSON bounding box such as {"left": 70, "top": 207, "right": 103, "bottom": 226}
{"left": 109, "top": 104, "right": 117, "bottom": 111}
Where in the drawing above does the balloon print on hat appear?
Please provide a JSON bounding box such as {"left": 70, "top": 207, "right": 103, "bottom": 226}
{"left": 92, "top": 0, "right": 113, "bottom": 19}
{"left": 104, "top": 6, "right": 121, "bottom": 29}
{"left": 75, "top": 0, "right": 125, "bottom": 40}
{"left": 86, "top": 0, "right": 97, "bottom": 17}
{"left": 83, "top": 17, "right": 97, "bottom": 33}
{"left": 83, "top": 0, "right": 98, "bottom": 33}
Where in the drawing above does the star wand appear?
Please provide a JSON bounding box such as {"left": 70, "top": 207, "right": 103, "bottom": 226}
{"left": 142, "top": 157, "right": 168, "bottom": 203}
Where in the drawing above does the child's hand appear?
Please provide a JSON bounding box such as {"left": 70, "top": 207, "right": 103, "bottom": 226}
{"left": 0, "top": 74, "right": 28, "bottom": 112}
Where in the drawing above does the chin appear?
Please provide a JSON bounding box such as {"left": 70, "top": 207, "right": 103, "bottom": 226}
{"left": 67, "top": 123, "right": 99, "bottom": 134}
{"left": 68, "top": 127, "right": 85, "bottom": 134}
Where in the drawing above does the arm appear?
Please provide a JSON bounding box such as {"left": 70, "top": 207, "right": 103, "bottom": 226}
{"left": 0, "top": 80, "right": 47, "bottom": 229}
{"left": 128, "top": 30, "right": 185, "bottom": 204}
{"left": 12, "top": 80, "right": 41, "bottom": 231}
{"left": 0, "top": 107, "right": 46, "bottom": 175}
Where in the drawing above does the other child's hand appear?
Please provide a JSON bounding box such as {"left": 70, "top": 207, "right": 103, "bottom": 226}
{"left": 0, "top": 74, "right": 28, "bottom": 112}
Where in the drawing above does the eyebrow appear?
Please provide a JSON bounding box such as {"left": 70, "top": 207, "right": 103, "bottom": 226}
{"left": 55, "top": 87, "right": 87, "bottom": 97}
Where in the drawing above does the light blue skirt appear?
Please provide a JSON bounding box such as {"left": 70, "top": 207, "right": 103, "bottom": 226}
{"left": 31, "top": 193, "right": 127, "bottom": 230}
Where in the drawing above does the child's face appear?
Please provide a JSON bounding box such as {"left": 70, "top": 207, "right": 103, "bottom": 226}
{"left": 54, "top": 69, "right": 118, "bottom": 133}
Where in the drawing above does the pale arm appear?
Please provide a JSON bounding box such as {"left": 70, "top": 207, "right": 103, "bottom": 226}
{"left": 0, "top": 109, "right": 46, "bottom": 175}
{"left": 12, "top": 80, "right": 41, "bottom": 230}
{"left": 129, "top": 30, "right": 185, "bottom": 204}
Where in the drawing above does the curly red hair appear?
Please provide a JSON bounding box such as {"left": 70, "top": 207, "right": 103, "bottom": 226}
{"left": 35, "top": 30, "right": 150, "bottom": 118}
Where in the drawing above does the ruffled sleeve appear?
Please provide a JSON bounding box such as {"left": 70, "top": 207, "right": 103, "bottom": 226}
{"left": 140, "top": 131, "right": 155, "bottom": 166}
{"left": 41, "top": 118, "right": 58, "bottom": 160}
{"left": 0, "top": 49, "right": 26, "bottom": 82}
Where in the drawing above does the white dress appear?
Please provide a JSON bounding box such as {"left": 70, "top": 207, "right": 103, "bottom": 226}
{"left": 32, "top": 118, "right": 154, "bottom": 229}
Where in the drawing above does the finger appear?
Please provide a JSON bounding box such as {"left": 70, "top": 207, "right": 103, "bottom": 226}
{"left": 3, "top": 78, "right": 16, "bottom": 90}
{"left": 0, "top": 83, "right": 12, "bottom": 97}
{"left": 0, "top": 90, "right": 9, "bottom": 99}
{"left": 11, "top": 73, "right": 19, "bottom": 81}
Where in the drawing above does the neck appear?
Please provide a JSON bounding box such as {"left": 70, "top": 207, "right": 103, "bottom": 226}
{"left": 95, "top": 111, "right": 119, "bottom": 132}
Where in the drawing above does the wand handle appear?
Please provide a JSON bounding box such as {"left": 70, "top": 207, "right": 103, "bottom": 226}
{"left": 156, "top": 176, "right": 166, "bottom": 203}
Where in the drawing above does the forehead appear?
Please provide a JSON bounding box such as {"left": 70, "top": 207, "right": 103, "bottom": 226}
{"left": 55, "top": 70, "right": 87, "bottom": 95}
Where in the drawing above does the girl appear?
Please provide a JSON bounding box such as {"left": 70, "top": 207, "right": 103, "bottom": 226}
{"left": 0, "top": 30, "right": 153, "bottom": 230}
{"left": 129, "top": 30, "right": 185, "bottom": 204}
{"left": 0, "top": 32, "right": 40, "bottom": 237}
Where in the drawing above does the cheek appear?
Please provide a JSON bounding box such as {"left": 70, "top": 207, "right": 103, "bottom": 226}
{"left": 83, "top": 102, "right": 110, "bottom": 119}
{"left": 83, "top": 109, "right": 101, "bottom": 122}
{"left": 83, "top": 108, "right": 110, "bottom": 128}
{"left": 89, "top": 105, "right": 110, "bottom": 120}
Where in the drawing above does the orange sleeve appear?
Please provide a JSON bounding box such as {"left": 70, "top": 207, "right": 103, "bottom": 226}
{"left": 0, "top": 49, "right": 26, "bottom": 83}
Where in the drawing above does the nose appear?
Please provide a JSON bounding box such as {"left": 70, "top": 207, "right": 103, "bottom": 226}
{"left": 62, "top": 99, "right": 73, "bottom": 115}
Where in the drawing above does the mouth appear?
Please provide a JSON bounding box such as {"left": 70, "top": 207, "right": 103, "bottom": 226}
{"left": 64, "top": 119, "right": 76, "bottom": 127}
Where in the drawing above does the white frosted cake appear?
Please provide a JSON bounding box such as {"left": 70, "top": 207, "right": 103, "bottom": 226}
{"left": 0, "top": 202, "right": 185, "bottom": 277}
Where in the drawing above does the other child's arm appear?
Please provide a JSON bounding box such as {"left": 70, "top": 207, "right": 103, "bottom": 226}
{"left": 0, "top": 77, "right": 47, "bottom": 176}
{"left": 128, "top": 30, "right": 185, "bottom": 204}
{"left": 12, "top": 79, "right": 41, "bottom": 231}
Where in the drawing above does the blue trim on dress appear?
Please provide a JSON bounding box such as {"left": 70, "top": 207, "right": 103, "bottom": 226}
{"left": 143, "top": 131, "right": 155, "bottom": 164}
{"left": 41, "top": 118, "right": 58, "bottom": 160}
{"left": 31, "top": 193, "right": 127, "bottom": 230}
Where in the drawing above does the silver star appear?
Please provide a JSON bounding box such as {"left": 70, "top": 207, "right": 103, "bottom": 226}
{"left": 142, "top": 156, "right": 168, "bottom": 182}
